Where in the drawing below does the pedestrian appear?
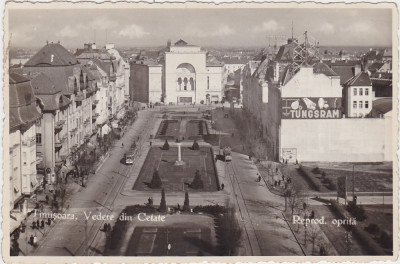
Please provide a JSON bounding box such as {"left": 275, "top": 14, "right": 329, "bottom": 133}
{"left": 122, "top": 143, "right": 124, "bottom": 148}
{"left": 36, "top": 219, "right": 40, "bottom": 228}
{"left": 282, "top": 175, "right": 285, "bottom": 181}
{"left": 45, "top": 195, "right": 49, "bottom": 205}
{"left": 103, "top": 223, "right": 108, "bottom": 232}
{"left": 32, "top": 221, "right": 36, "bottom": 229}
{"left": 221, "top": 183, "right": 224, "bottom": 190}
{"left": 278, "top": 180, "right": 281, "bottom": 186}
{"left": 47, "top": 218, "right": 52, "bottom": 225}
{"left": 177, "top": 204, "right": 180, "bottom": 210}
{"left": 258, "top": 175, "right": 261, "bottom": 182}
{"left": 275, "top": 167, "right": 278, "bottom": 173}
{"left": 150, "top": 141, "right": 152, "bottom": 146}
{"left": 249, "top": 155, "right": 251, "bottom": 160}
{"left": 295, "top": 159, "right": 298, "bottom": 165}
{"left": 29, "top": 235, "right": 34, "bottom": 245}
{"left": 41, "top": 220, "right": 45, "bottom": 229}
{"left": 285, "top": 159, "right": 288, "bottom": 165}
{"left": 274, "top": 181, "right": 277, "bottom": 187}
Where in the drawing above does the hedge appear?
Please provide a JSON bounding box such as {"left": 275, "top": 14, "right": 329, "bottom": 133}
{"left": 210, "top": 147, "right": 221, "bottom": 190}
{"left": 329, "top": 200, "right": 387, "bottom": 255}
{"left": 298, "top": 165, "right": 323, "bottom": 192}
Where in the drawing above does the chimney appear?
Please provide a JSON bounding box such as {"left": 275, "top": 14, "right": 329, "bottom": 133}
{"left": 167, "top": 39, "right": 171, "bottom": 47}
{"left": 354, "top": 64, "right": 361, "bottom": 75}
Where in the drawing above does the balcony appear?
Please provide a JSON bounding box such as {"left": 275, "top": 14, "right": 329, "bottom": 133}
{"left": 36, "top": 153, "right": 43, "bottom": 164}
{"left": 55, "top": 141, "right": 62, "bottom": 152}
{"left": 54, "top": 120, "right": 65, "bottom": 134}
{"left": 55, "top": 160, "right": 63, "bottom": 167}
{"left": 75, "top": 94, "right": 84, "bottom": 102}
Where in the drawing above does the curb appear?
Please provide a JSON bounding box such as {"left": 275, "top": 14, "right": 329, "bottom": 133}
{"left": 95, "top": 152, "right": 111, "bottom": 174}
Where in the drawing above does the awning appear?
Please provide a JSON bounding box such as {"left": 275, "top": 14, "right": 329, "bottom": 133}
{"left": 30, "top": 174, "right": 38, "bottom": 188}
{"left": 10, "top": 212, "right": 23, "bottom": 234}
{"left": 117, "top": 108, "right": 126, "bottom": 119}
{"left": 101, "top": 124, "right": 111, "bottom": 136}
{"left": 60, "top": 164, "right": 75, "bottom": 176}
{"left": 87, "top": 142, "right": 95, "bottom": 150}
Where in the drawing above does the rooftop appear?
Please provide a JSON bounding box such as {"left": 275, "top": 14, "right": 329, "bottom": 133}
{"left": 367, "top": 98, "right": 392, "bottom": 117}
{"left": 25, "top": 42, "right": 79, "bottom": 67}
{"left": 9, "top": 72, "right": 42, "bottom": 132}
{"left": 344, "top": 72, "right": 372, "bottom": 87}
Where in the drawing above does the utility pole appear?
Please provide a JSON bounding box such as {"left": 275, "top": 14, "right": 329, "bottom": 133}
{"left": 85, "top": 219, "right": 88, "bottom": 256}
{"left": 352, "top": 165, "right": 355, "bottom": 201}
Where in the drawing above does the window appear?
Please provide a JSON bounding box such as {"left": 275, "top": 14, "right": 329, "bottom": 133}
{"left": 36, "top": 133, "right": 42, "bottom": 144}
{"left": 353, "top": 88, "right": 357, "bottom": 96}
{"left": 365, "top": 101, "right": 369, "bottom": 109}
{"left": 359, "top": 101, "right": 363, "bottom": 108}
{"left": 207, "top": 76, "right": 210, "bottom": 90}
{"left": 353, "top": 101, "right": 357, "bottom": 109}
{"left": 359, "top": 88, "right": 363, "bottom": 96}
{"left": 365, "top": 88, "right": 369, "bottom": 96}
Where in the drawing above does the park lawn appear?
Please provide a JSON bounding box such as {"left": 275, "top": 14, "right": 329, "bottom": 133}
{"left": 124, "top": 215, "right": 216, "bottom": 256}
{"left": 133, "top": 147, "right": 218, "bottom": 192}
{"left": 156, "top": 120, "right": 180, "bottom": 140}
{"left": 301, "top": 166, "right": 392, "bottom": 192}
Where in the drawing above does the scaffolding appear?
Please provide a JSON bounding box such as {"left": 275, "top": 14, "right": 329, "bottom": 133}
{"left": 290, "top": 31, "right": 320, "bottom": 75}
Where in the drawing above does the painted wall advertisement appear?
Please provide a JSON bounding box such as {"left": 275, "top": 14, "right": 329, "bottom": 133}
{"left": 282, "top": 148, "right": 297, "bottom": 163}
{"left": 282, "top": 97, "right": 342, "bottom": 119}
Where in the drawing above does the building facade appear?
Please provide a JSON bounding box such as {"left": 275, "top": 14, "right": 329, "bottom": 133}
{"left": 24, "top": 42, "right": 97, "bottom": 182}
{"left": 129, "top": 39, "right": 224, "bottom": 105}
{"left": 9, "top": 72, "right": 42, "bottom": 212}
{"left": 242, "top": 37, "right": 392, "bottom": 163}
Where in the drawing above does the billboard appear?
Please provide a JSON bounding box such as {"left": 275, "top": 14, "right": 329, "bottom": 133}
{"left": 282, "top": 148, "right": 297, "bottom": 163}
{"left": 282, "top": 97, "right": 342, "bottom": 119}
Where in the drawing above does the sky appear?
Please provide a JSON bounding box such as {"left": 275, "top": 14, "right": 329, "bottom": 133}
{"left": 8, "top": 7, "right": 393, "bottom": 49}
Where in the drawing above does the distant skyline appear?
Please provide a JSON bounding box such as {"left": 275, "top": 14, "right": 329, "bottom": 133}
{"left": 8, "top": 8, "right": 392, "bottom": 49}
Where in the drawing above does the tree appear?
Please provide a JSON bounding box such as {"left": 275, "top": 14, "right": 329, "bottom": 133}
{"left": 159, "top": 188, "right": 167, "bottom": 213}
{"left": 183, "top": 191, "right": 190, "bottom": 211}
{"left": 192, "top": 139, "right": 200, "bottom": 150}
{"left": 308, "top": 224, "right": 320, "bottom": 255}
{"left": 288, "top": 189, "right": 301, "bottom": 217}
{"left": 215, "top": 208, "right": 242, "bottom": 255}
{"left": 190, "top": 170, "right": 204, "bottom": 189}
{"left": 162, "top": 140, "right": 169, "bottom": 150}
{"left": 150, "top": 170, "right": 162, "bottom": 188}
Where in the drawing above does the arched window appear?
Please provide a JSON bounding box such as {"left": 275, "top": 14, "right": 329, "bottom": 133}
{"left": 79, "top": 71, "right": 84, "bottom": 91}
{"left": 183, "top": 78, "right": 188, "bottom": 91}
{"left": 74, "top": 78, "right": 78, "bottom": 94}
{"left": 178, "top": 78, "right": 182, "bottom": 90}
{"left": 190, "top": 78, "right": 194, "bottom": 91}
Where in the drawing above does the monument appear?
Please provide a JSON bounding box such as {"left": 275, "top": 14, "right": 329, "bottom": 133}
{"left": 175, "top": 142, "right": 185, "bottom": 166}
